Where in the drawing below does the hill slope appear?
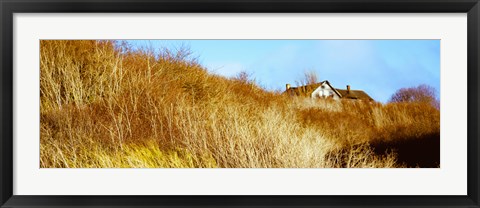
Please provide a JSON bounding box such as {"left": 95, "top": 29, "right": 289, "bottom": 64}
{"left": 40, "top": 40, "right": 440, "bottom": 168}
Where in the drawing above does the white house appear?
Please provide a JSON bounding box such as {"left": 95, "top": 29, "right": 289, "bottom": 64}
{"left": 310, "top": 81, "right": 341, "bottom": 100}
{"left": 284, "top": 80, "right": 373, "bottom": 101}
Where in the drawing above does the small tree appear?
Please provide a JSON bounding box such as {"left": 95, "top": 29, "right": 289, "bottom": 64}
{"left": 296, "top": 70, "right": 319, "bottom": 86}
{"left": 389, "top": 84, "right": 439, "bottom": 108}
{"left": 304, "top": 70, "right": 318, "bottom": 85}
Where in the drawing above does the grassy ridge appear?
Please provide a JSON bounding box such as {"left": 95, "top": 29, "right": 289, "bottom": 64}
{"left": 40, "top": 40, "right": 440, "bottom": 168}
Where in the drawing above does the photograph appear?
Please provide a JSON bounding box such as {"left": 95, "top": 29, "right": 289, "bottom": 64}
{"left": 2, "top": 0, "right": 477, "bottom": 206}
{"left": 40, "top": 39, "right": 440, "bottom": 168}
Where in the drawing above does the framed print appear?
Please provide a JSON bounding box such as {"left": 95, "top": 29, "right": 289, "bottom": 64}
{"left": 1, "top": 0, "right": 479, "bottom": 207}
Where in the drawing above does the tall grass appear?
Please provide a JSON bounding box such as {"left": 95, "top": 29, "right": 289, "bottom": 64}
{"left": 40, "top": 40, "right": 440, "bottom": 168}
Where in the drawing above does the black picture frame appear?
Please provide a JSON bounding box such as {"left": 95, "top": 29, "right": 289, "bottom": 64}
{"left": 1, "top": 0, "right": 479, "bottom": 207}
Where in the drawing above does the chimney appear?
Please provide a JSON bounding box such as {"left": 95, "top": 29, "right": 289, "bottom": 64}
{"left": 286, "top": 84, "right": 291, "bottom": 90}
{"left": 347, "top": 85, "right": 351, "bottom": 93}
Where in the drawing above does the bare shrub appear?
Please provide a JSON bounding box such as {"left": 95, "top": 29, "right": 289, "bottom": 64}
{"left": 40, "top": 40, "right": 439, "bottom": 168}
{"left": 389, "top": 84, "right": 439, "bottom": 109}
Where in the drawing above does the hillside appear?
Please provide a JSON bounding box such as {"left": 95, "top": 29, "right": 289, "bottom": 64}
{"left": 40, "top": 40, "right": 440, "bottom": 168}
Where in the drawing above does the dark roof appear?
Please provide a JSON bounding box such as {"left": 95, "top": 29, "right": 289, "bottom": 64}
{"left": 283, "top": 80, "right": 374, "bottom": 101}
{"left": 335, "top": 88, "right": 374, "bottom": 101}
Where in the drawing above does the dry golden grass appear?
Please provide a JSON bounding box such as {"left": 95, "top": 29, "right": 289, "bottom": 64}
{"left": 40, "top": 40, "right": 440, "bottom": 168}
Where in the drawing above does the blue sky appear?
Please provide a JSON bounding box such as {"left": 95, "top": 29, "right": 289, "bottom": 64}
{"left": 126, "top": 40, "right": 440, "bottom": 103}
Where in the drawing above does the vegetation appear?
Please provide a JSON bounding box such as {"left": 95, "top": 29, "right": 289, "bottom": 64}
{"left": 389, "top": 84, "right": 440, "bottom": 109}
{"left": 40, "top": 40, "right": 440, "bottom": 168}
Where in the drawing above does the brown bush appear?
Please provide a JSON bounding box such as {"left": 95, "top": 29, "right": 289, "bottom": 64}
{"left": 389, "top": 84, "right": 439, "bottom": 109}
{"left": 40, "top": 40, "right": 439, "bottom": 168}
